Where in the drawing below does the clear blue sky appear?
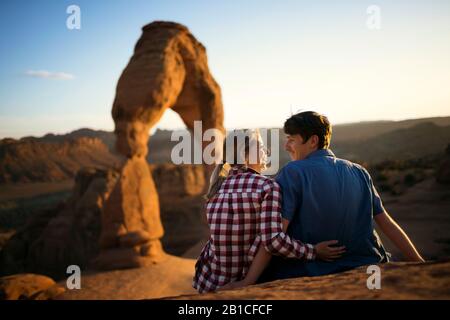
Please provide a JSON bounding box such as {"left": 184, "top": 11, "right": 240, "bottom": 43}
{"left": 1, "top": 0, "right": 449, "bottom": 138}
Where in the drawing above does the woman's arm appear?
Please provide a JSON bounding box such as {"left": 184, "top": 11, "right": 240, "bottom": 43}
{"left": 240, "top": 218, "right": 290, "bottom": 285}
{"left": 374, "top": 211, "right": 425, "bottom": 262}
{"left": 242, "top": 244, "right": 272, "bottom": 286}
{"left": 239, "top": 218, "right": 290, "bottom": 286}
{"left": 220, "top": 218, "right": 290, "bottom": 290}
{"left": 219, "top": 244, "right": 271, "bottom": 291}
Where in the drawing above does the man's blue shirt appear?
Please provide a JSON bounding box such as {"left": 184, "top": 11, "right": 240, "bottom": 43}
{"left": 269, "top": 148, "right": 389, "bottom": 279}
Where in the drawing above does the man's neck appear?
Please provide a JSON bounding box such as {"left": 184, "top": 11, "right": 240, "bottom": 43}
{"left": 301, "top": 147, "right": 319, "bottom": 160}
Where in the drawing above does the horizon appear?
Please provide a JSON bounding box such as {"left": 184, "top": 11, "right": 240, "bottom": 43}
{"left": 2, "top": 114, "right": 449, "bottom": 141}
{"left": 1, "top": 0, "right": 450, "bottom": 139}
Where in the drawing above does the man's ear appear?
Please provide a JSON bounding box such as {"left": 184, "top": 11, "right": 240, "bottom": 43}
{"left": 309, "top": 135, "right": 319, "bottom": 149}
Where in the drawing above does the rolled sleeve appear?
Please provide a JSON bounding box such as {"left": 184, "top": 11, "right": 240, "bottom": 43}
{"left": 362, "top": 168, "right": 386, "bottom": 216}
{"left": 371, "top": 182, "right": 385, "bottom": 216}
{"left": 275, "top": 164, "right": 300, "bottom": 222}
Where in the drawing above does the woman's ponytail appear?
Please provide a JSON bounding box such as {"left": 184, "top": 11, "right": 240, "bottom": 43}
{"left": 205, "top": 162, "right": 230, "bottom": 200}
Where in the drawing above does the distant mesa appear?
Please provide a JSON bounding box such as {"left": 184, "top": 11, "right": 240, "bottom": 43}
{"left": 2, "top": 117, "right": 450, "bottom": 184}
{"left": 0, "top": 129, "right": 119, "bottom": 184}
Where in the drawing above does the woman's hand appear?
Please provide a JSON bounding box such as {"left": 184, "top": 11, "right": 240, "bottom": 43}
{"left": 314, "top": 240, "right": 346, "bottom": 261}
{"left": 219, "top": 280, "right": 248, "bottom": 291}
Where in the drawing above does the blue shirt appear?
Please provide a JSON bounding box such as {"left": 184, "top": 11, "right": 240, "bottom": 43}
{"left": 267, "top": 149, "right": 390, "bottom": 279}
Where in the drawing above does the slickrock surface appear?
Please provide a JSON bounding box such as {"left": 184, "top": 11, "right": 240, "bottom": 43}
{"left": 169, "top": 261, "right": 450, "bottom": 300}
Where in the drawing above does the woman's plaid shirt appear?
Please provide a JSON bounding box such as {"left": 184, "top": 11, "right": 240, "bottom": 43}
{"left": 193, "top": 167, "right": 316, "bottom": 293}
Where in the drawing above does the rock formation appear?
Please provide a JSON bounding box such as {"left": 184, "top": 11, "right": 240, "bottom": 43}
{"left": 151, "top": 164, "right": 206, "bottom": 198}
{"left": 95, "top": 21, "right": 224, "bottom": 269}
{"left": 0, "top": 164, "right": 209, "bottom": 279}
{"left": 151, "top": 164, "right": 209, "bottom": 256}
{"left": 170, "top": 260, "right": 450, "bottom": 300}
{"left": 0, "top": 273, "right": 65, "bottom": 300}
{"left": 0, "top": 20, "right": 223, "bottom": 283}
{"left": 0, "top": 167, "right": 118, "bottom": 279}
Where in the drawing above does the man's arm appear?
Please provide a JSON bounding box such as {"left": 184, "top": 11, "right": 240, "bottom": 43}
{"left": 363, "top": 167, "right": 424, "bottom": 262}
{"left": 374, "top": 211, "right": 425, "bottom": 262}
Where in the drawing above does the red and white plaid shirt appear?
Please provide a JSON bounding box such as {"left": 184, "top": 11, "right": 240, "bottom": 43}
{"left": 193, "top": 167, "right": 316, "bottom": 293}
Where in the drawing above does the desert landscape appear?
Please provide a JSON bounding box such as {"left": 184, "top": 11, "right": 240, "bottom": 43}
{"left": 1, "top": 19, "right": 450, "bottom": 301}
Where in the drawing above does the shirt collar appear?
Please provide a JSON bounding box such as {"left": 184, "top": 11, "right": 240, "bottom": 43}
{"left": 228, "top": 166, "right": 260, "bottom": 176}
{"left": 305, "top": 148, "right": 336, "bottom": 160}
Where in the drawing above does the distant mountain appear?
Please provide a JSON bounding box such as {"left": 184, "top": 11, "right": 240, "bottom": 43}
{"left": 332, "top": 122, "right": 450, "bottom": 163}
{"left": 332, "top": 117, "right": 450, "bottom": 142}
{"left": 273, "top": 118, "right": 450, "bottom": 167}
{"left": 0, "top": 128, "right": 187, "bottom": 183}
{"left": 0, "top": 135, "right": 120, "bottom": 183}
{"left": 1, "top": 116, "right": 449, "bottom": 183}
{"left": 19, "top": 128, "right": 117, "bottom": 152}
{"left": 147, "top": 129, "right": 182, "bottom": 163}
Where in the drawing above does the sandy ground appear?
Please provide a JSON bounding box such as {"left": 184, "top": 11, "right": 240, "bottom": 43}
{"left": 57, "top": 255, "right": 198, "bottom": 300}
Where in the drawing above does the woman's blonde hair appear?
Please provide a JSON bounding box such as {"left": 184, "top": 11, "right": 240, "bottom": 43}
{"left": 205, "top": 129, "right": 267, "bottom": 200}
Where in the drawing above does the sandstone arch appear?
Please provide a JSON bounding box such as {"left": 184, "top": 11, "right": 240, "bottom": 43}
{"left": 95, "top": 21, "right": 224, "bottom": 269}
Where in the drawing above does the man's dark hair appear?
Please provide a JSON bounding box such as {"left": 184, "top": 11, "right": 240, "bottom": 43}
{"left": 283, "top": 111, "right": 332, "bottom": 149}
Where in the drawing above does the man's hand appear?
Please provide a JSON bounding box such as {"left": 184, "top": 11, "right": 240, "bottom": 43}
{"left": 314, "top": 240, "right": 346, "bottom": 261}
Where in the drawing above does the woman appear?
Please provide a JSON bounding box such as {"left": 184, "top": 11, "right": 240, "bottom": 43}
{"left": 192, "top": 129, "right": 344, "bottom": 293}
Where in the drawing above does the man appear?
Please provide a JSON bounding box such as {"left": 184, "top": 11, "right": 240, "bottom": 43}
{"left": 221, "top": 111, "right": 424, "bottom": 290}
{"left": 224, "top": 111, "right": 424, "bottom": 289}
{"left": 260, "top": 111, "right": 424, "bottom": 280}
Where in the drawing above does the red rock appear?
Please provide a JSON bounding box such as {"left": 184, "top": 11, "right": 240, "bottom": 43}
{"left": 0, "top": 273, "right": 65, "bottom": 300}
